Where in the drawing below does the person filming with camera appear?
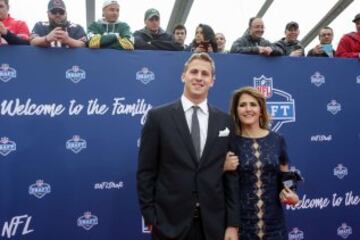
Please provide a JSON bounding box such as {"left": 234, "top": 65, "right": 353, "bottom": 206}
{"left": 30, "top": 0, "right": 86, "bottom": 48}
{"left": 187, "top": 23, "right": 218, "bottom": 53}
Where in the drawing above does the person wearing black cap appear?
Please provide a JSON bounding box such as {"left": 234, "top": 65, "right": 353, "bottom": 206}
{"left": 87, "top": 0, "right": 134, "bottom": 50}
{"left": 274, "top": 21, "right": 305, "bottom": 57}
{"left": 133, "top": 8, "right": 181, "bottom": 51}
{"left": 30, "top": 0, "right": 86, "bottom": 48}
{"left": 336, "top": 13, "right": 360, "bottom": 58}
{"left": 230, "top": 17, "right": 283, "bottom": 56}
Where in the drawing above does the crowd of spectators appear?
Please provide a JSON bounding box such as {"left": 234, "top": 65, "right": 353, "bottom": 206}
{"left": 1, "top": 0, "right": 359, "bottom": 59}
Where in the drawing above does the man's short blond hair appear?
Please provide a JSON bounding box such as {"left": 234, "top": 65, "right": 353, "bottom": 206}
{"left": 183, "top": 52, "right": 215, "bottom": 77}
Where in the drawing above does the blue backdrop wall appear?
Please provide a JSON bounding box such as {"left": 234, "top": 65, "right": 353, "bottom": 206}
{"left": 0, "top": 47, "right": 359, "bottom": 240}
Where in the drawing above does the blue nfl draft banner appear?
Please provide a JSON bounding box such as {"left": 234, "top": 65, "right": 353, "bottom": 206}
{"left": 0, "top": 46, "right": 359, "bottom": 240}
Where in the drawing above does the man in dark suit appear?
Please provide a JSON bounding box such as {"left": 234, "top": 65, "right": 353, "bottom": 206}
{"left": 137, "top": 53, "right": 239, "bottom": 240}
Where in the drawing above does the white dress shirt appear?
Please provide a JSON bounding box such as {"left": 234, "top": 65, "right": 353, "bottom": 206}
{"left": 181, "top": 95, "right": 209, "bottom": 157}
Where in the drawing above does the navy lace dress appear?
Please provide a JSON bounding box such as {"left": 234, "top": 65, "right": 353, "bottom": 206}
{"left": 233, "top": 131, "right": 289, "bottom": 240}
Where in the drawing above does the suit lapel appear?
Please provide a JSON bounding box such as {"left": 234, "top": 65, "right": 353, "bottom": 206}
{"left": 171, "top": 100, "right": 199, "bottom": 165}
{"left": 199, "top": 106, "right": 219, "bottom": 166}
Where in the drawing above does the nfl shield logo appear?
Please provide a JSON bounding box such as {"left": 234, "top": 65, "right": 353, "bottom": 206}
{"left": 254, "top": 75, "right": 273, "bottom": 98}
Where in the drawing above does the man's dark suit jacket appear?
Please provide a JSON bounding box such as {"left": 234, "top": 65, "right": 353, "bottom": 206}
{"left": 137, "top": 100, "right": 239, "bottom": 240}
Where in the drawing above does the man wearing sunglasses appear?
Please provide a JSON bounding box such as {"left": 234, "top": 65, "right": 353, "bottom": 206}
{"left": 30, "top": 0, "right": 86, "bottom": 48}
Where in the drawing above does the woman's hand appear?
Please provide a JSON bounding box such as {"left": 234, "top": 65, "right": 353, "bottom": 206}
{"left": 224, "top": 151, "right": 239, "bottom": 171}
{"left": 280, "top": 186, "right": 299, "bottom": 205}
{"left": 224, "top": 226, "right": 239, "bottom": 240}
{"left": 194, "top": 45, "right": 207, "bottom": 53}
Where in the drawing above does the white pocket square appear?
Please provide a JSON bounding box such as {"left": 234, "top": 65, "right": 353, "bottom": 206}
{"left": 218, "top": 127, "right": 230, "bottom": 137}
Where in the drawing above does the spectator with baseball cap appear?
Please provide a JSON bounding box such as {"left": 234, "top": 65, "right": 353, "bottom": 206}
{"left": 30, "top": 0, "right": 86, "bottom": 48}
{"left": 336, "top": 13, "right": 360, "bottom": 59}
{"left": 87, "top": 0, "right": 134, "bottom": 50}
{"left": 274, "top": 21, "right": 305, "bottom": 56}
{"left": 133, "top": 8, "right": 180, "bottom": 50}
{"left": 0, "top": 0, "right": 30, "bottom": 45}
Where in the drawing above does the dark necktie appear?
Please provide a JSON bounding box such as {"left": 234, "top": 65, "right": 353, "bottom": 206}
{"left": 191, "top": 106, "right": 201, "bottom": 160}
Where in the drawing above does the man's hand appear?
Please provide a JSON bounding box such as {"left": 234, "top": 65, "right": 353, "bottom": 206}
{"left": 56, "top": 29, "right": 70, "bottom": 45}
{"left": 45, "top": 27, "right": 63, "bottom": 42}
{"left": 224, "top": 226, "right": 238, "bottom": 240}
{"left": 258, "top": 46, "right": 273, "bottom": 56}
{"left": 289, "top": 49, "right": 303, "bottom": 57}
{"left": 0, "top": 37, "right": 8, "bottom": 45}
{"left": 224, "top": 151, "right": 239, "bottom": 171}
{"left": 312, "top": 44, "right": 323, "bottom": 55}
{"left": 0, "top": 22, "right": 8, "bottom": 35}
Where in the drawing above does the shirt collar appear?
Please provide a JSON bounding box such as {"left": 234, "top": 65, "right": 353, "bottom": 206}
{"left": 181, "top": 95, "right": 208, "bottom": 114}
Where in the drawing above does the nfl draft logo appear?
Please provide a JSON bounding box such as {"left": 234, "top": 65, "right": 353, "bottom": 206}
{"left": 136, "top": 67, "right": 155, "bottom": 85}
{"left": 337, "top": 223, "right": 352, "bottom": 239}
{"left": 66, "top": 65, "right": 86, "bottom": 83}
{"left": 327, "top": 100, "right": 341, "bottom": 115}
{"left": 66, "top": 135, "right": 87, "bottom": 154}
{"left": 0, "top": 137, "right": 16, "bottom": 156}
{"left": 77, "top": 212, "right": 98, "bottom": 230}
{"left": 311, "top": 71, "right": 325, "bottom": 87}
{"left": 333, "top": 164, "right": 348, "bottom": 179}
{"left": 254, "top": 75, "right": 295, "bottom": 132}
{"left": 0, "top": 64, "right": 16, "bottom": 83}
{"left": 288, "top": 227, "right": 304, "bottom": 240}
{"left": 28, "top": 180, "right": 51, "bottom": 199}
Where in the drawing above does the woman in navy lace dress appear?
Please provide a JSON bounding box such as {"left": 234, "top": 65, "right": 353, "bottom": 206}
{"left": 224, "top": 87, "right": 299, "bottom": 240}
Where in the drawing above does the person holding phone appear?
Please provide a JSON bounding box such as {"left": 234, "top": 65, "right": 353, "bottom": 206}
{"left": 224, "top": 87, "right": 301, "bottom": 240}
{"left": 187, "top": 23, "right": 218, "bottom": 53}
{"left": 307, "top": 27, "right": 335, "bottom": 57}
{"left": 30, "top": 0, "right": 86, "bottom": 48}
